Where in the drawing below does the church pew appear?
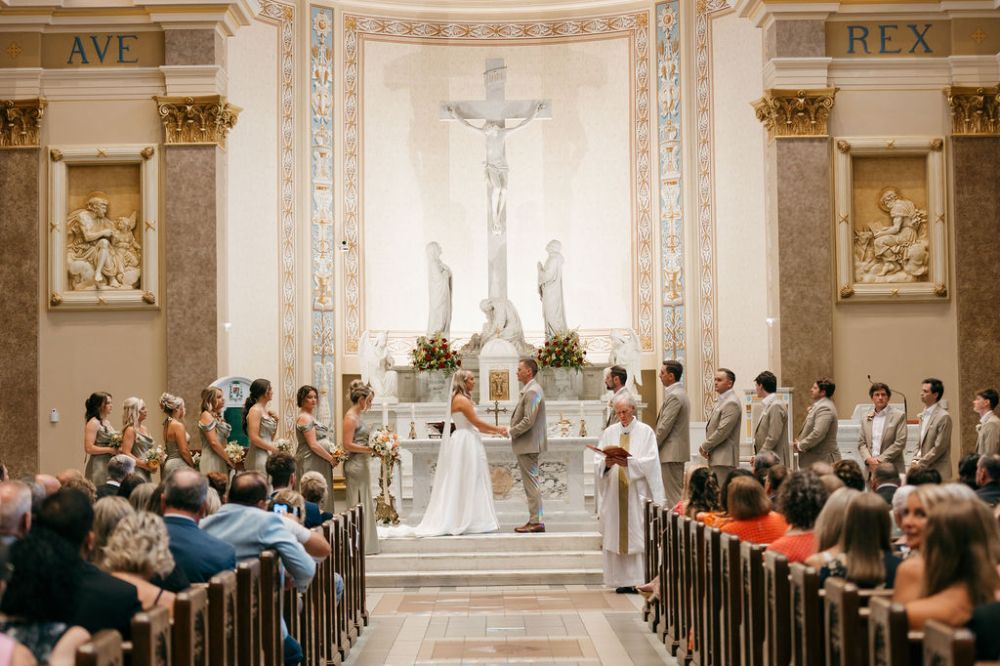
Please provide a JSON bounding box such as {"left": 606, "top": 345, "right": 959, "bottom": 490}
{"left": 343, "top": 511, "right": 360, "bottom": 645}
{"left": 75, "top": 630, "right": 123, "bottom": 666}
{"left": 130, "top": 605, "right": 171, "bottom": 666}
{"left": 323, "top": 521, "right": 344, "bottom": 665}
{"left": 663, "top": 511, "right": 682, "bottom": 652}
{"left": 643, "top": 499, "right": 654, "bottom": 624}
{"left": 922, "top": 620, "right": 974, "bottom": 666}
{"left": 867, "top": 595, "right": 918, "bottom": 666}
{"left": 719, "top": 533, "right": 742, "bottom": 666}
{"left": 331, "top": 515, "right": 352, "bottom": 658}
{"left": 646, "top": 502, "right": 663, "bottom": 631}
{"left": 259, "top": 550, "right": 283, "bottom": 666}
{"left": 739, "top": 541, "right": 765, "bottom": 666}
{"left": 283, "top": 587, "right": 301, "bottom": 653}
{"left": 655, "top": 519, "right": 670, "bottom": 641}
{"left": 173, "top": 585, "right": 209, "bottom": 666}
{"left": 701, "top": 526, "right": 723, "bottom": 666}
{"left": 676, "top": 516, "right": 695, "bottom": 663}
{"left": 208, "top": 570, "right": 237, "bottom": 666}
{"left": 236, "top": 559, "right": 263, "bottom": 666}
{"left": 690, "top": 518, "right": 707, "bottom": 666}
{"left": 763, "top": 551, "right": 791, "bottom": 666}
{"left": 789, "top": 563, "right": 823, "bottom": 666}
{"left": 356, "top": 504, "right": 369, "bottom": 627}
{"left": 349, "top": 506, "right": 367, "bottom": 631}
{"left": 824, "top": 578, "right": 866, "bottom": 666}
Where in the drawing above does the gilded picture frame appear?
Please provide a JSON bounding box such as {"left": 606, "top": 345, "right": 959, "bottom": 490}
{"left": 48, "top": 144, "right": 159, "bottom": 310}
{"left": 834, "top": 136, "right": 948, "bottom": 303}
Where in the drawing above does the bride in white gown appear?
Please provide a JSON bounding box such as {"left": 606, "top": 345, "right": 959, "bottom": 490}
{"left": 382, "top": 369, "right": 507, "bottom": 537}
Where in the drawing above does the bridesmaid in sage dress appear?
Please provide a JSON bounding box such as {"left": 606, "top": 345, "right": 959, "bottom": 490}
{"left": 294, "top": 385, "right": 337, "bottom": 513}
{"left": 342, "top": 380, "right": 379, "bottom": 555}
{"left": 121, "top": 397, "right": 155, "bottom": 481}
{"left": 83, "top": 392, "right": 118, "bottom": 486}
{"left": 199, "top": 387, "right": 235, "bottom": 476}
{"left": 244, "top": 378, "right": 279, "bottom": 475}
{"left": 160, "top": 393, "right": 195, "bottom": 475}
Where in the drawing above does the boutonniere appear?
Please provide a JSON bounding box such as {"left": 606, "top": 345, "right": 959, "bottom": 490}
{"left": 976, "top": 423, "right": 983, "bottom": 433}
{"left": 865, "top": 412, "right": 875, "bottom": 422}
{"left": 918, "top": 412, "right": 926, "bottom": 421}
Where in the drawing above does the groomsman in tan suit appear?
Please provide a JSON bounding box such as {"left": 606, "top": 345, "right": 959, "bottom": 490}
{"left": 794, "top": 378, "right": 841, "bottom": 468}
{"left": 655, "top": 360, "right": 690, "bottom": 507}
{"left": 909, "top": 377, "right": 953, "bottom": 481}
{"left": 857, "top": 382, "right": 907, "bottom": 477}
{"left": 699, "top": 368, "right": 742, "bottom": 483}
{"left": 510, "top": 359, "right": 548, "bottom": 533}
{"left": 604, "top": 365, "right": 630, "bottom": 428}
{"left": 973, "top": 388, "right": 1000, "bottom": 456}
{"left": 751, "top": 371, "right": 789, "bottom": 466}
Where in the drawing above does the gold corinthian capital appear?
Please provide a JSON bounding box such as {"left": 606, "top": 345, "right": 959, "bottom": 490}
{"left": 945, "top": 85, "right": 1000, "bottom": 136}
{"left": 752, "top": 88, "right": 838, "bottom": 140}
{"left": 0, "top": 98, "right": 46, "bottom": 149}
{"left": 154, "top": 95, "right": 242, "bottom": 148}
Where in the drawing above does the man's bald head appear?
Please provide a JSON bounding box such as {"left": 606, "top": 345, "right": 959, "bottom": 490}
{"left": 34, "top": 474, "right": 60, "bottom": 496}
{"left": 163, "top": 468, "right": 208, "bottom": 514}
{"left": 228, "top": 472, "right": 268, "bottom": 507}
{"left": 0, "top": 481, "right": 32, "bottom": 537}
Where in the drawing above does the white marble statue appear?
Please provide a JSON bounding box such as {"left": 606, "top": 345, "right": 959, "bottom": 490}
{"left": 853, "top": 187, "right": 929, "bottom": 283}
{"left": 359, "top": 330, "right": 399, "bottom": 399}
{"left": 465, "top": 298, "right": 534, "bottom": 356}
{"left": 425, "top": 242, "right": 452, "bottom": 338}
{"left": 538, "top": 239, "right": 567, "bottom": 337}
{"left": 66, "top": 192, "right": 141, "bottom": 290}
{"left": 609, "top": 330, "right": 642, "bottom": 396}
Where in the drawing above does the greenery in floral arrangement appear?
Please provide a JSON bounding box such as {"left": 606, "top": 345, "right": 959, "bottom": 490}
{"left": 536, "top": 330, "right": 587, "bottom": 370}
{"left": 411, "top": 334, "right": 461, "bottom": 372}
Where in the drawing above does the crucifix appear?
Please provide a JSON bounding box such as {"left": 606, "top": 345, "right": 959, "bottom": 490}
{"left": 440, "top": 58, "right": 551, "bottom": 302}
{"left": 485, "top": 400, "right": 509, "bottom": 428}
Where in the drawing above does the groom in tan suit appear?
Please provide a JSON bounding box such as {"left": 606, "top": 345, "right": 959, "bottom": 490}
{"left": 510, "top": 358, "right": 548, "bottom": 533}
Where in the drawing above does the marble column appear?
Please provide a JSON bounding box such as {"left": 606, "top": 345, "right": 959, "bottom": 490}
{"left": 755, "top": 89, "right": 837, "bottom": 429}
{"left": 157, "top": 96, "right": 238, "bottom": 428}
{"left": 0, "top": 100, "right": 43, "bottom": 476}
{"left": 949, "top": 88, "right": 1000, "bottom": 451}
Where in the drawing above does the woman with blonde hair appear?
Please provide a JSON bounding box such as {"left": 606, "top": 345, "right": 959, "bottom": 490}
{"left": 82, "top": 392, "right": 118, "bottom": 486}
{"left": 120, "top": 397, "right": 155, "bottom": 481}
{"left": 295, "top": 384, "right": 336, "bottom": 513}
{"left": 90, "top": 496, "right": 135, "bottom": 564}
{"left": 127, "top": 482, "right": 157, "bottom": 512}
{"left": 811, "top": 492, "right": 901, "bottom": 588}
{"left": 160, "top": 393, "right": 195, "bottom": 474}
{"left": 805, "top": 487, "right": 860, "bottom": 563}
{"left": 270, "top": 489, "right": 307, "bottom": 525}
{"left": 198, "top": 386, "right": 234, "bottom": 475}
{"left": 101, "top": 512, "right": 176, "bottom": 616}
{"left": 342, "top": 380, "right": 378, "bottom": 554}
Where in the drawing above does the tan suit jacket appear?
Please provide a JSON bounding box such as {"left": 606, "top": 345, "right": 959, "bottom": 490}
{"left": 797, "top": 397, "right": 840, "bottom": 468}
{"left": 510, "top": 378, "right": 547, "bottom": 456}
{"left": 656, "top": 384, "right": 690, "bottom": 463}
{"left": 753, "top": 398, "right": 789, "bottom": 466}
{"left": 977, "top": 412, "right": 1000, "bottom": 456}
{"left": 912, "top": 405, "right": 952, "bottom": 480}
{"left": 857, "top": 407, "right": 907, "bottom": 475}
{"left": 703, "top": 391, "right": 742, "bottom": 468}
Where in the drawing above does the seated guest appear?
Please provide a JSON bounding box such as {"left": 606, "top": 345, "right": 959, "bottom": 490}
{"left": 976, "top": 454, "right": 1000, "bottom": 507}
{"left": 682, "top": 467, "right": 721, "bottom": 519}
{"left": 299, "top": 471, "right": 334, "bottom": 529}
{"left": 160, "top": 468, "right": 235, "bottom": 584}
{"left": 204, "top": 487, "right": 222, "bottom": 516}
{"left": 904, "top": 499, "right": 1000, "bottom": 629}
{"left": 768, "top": 471, "right": 828, "bottom": 562}
{"left": 0, "top": 528, "right": 91, "bottom": 665}
{"left": 205, "top": 471, "right": 229, "bottom": 500}
{"left": 90, "top": 496, "right": 134, "bottom": 564}
{"left": 127, "top": 482, "right": 157, "bottom": 512}
{"left": 97, "top": 455, "right": 134, "bottom": 500}
{"left": 813, "top": 493, "right": 901, "bottom": 588}
{"left": 268, "top": 454, "right": 326, "bottom": 532}
{"left": 33, "top": 475, "right": 60, "bottom": 499}
{"left": 890, "top": 485, "right": 916, "bottom": 546}
{"left": 0, "top": 482, "right": 32, "bottom": 548}
{"left": 833, "top": 459, "right": 865, "bottom": 491}
{"left": 31, "top": 489, "right": 141, "bottom": 639}
{"left": 101, "top": 513, "right": 177, "bottom": 616}
{"left": 700, "top": 468, "right": 754, "bottom": 528}
{"left": 59, "top": 476, "right": 96, "bottom": 505}
{"left": 958, "top": 453, "right": 981, "bottom": 490}
{"left": 270, "top": 489, "right": 307, "bottom": 525}
{"left": 905, "top": 465, "right": 941, "bottom": 486}
{"left": 117, "top": 472, "right": 147, "bottom": 500}
{"left": 751, "top": 450, "right": 780, "bottom": 487}
{"left": 764, "top": 465, "right": 787, "bottom": 506}
{"left": 810, "top": 462, "right": 835, "bottom": 477}
{"left": 806, "top": 488, "right": 860, "bottom": 568}
{"left": 670, "top": 464, "right": 699, "bottom": 514}
{"left": 872, "top": 463, "right": 901, "bottom": 506}
{"left": 719, "top": 477, "right": 788, "bottom": 545}
{"left": 819, "top": 474, "right": 845, "bottom": 495}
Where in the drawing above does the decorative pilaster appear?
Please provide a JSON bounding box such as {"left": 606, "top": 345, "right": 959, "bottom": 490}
{"left": 752, "top": 88, "right": 837, "bottom": 140}
{"left": 154, "top": 95, "right": 241, "bottom": 147}
{"left": 945, "top": 85, "right": 1000, "bottom": 136}
{"left": 0, "top": 98, "right": 45, "bottom": 148}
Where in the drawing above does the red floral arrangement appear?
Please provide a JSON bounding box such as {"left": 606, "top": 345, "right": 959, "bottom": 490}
{"left": 410, "top": 334, "right": 461, "bottom": 372}
{"left": 536, "top": 331, "right": 586, "bottom": 370}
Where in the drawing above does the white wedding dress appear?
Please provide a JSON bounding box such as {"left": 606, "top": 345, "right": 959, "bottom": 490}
{"left": 380, "top": 410, "right": 499, "bottom": 537}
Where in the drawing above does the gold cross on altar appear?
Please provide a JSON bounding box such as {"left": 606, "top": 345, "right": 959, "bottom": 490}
{"left": 486, "top": 400, "right": 508, "bottom": 428}
{"left": 971, "top": 29, "right": 987, "bottom": 45}
{"left": 6, "top": 43, "right": 22, "bottom": 60}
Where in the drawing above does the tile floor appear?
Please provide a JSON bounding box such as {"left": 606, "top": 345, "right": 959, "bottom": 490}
{"left": 342, "top": 585, "right": 676, "bottom": 665}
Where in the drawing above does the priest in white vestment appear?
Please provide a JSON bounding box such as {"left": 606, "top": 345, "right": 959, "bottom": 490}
{"left": 595, "top": 393, "right": 665, "bottom": 592}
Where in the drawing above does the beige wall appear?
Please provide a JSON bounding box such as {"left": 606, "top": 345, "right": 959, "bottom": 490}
{"left": 37, "top": 99, "right": 165, "bottom": 474}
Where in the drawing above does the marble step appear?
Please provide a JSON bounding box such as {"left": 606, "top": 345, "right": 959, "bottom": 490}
{"left": 366, "top": 567, "right": 604, "bottom": 588}
{"left": 375, "top": 532, "right": 601, "bottom": 554}
{"left": 366, "top": 549, "right": 602, "bottom": 573}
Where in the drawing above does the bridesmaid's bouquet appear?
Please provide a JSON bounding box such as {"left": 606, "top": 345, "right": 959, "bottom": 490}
{"left": 326, "top": 442, "right": 349, "bottom": 465}
{"left": 224, "top": 441, "right": 246, "bottom": 465}
{"left": 369, "top": 427, "right": 400, "bottom": 463}
{"left": 275, "top": 438, "right": 293, "bottom": 454}
{"left": 191, "top": 451, "right": 202, "bottom": 467}
{"left": 108, "top": 432, "right": 123, "bottom": 449}
{"left": 143, "top": 446, "right": 166, "bottom": 471}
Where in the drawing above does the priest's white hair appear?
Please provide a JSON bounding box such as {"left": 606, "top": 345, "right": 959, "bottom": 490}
{"left": 612, "top": 392, "right": 637, "bottom": 410}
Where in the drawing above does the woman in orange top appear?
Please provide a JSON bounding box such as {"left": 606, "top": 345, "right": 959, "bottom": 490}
{"left": 719, "top": 476, "right": 788, "bottom": 545}
{"left": 699, "top": 468, "right": 753, "bottom": 529}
